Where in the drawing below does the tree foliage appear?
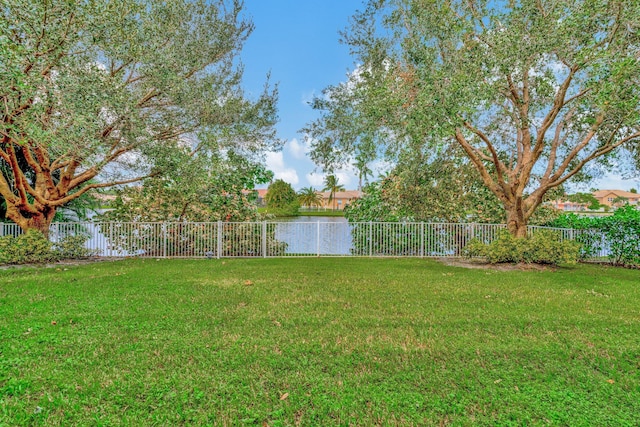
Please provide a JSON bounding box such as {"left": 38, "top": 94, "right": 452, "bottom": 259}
{"left": 305, "top": 0, "right": 640, "bottom": 236}
{"left": 99, "top": 152, "right": 272, "bottom": 222}
{"left": 345, "top": 143, "right": 560, "bottom": 225}
{"left": 1, "top": 0, "right": 279, "bottom": 234}
{"left": 567, "top": 192, "right": 602, "bottom": 210}
{"left": 264, "top": 179, "right": 299, "bottom": 216}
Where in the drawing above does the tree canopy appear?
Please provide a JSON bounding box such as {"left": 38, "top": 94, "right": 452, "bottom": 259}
{"left": 305, "top": 0, "right": 640, "bottom": 236}
{"left": 264, "top": 179, "right": 299, "bottom": 216}
{"left": 1, "top": 0, "right": 279, "bottom": 233}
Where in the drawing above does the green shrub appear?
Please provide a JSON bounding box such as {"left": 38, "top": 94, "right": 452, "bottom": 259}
{"left": 600, "top": 206, "right": 640, "bottom": 266}
{"left": 53, "top": 234, "right": 93, "bottom": 259}
{"left": 0, "top": 230, "right": 58, "bottom": 264}
{"left": 484, "top": 231, "right": 523, "bottom": 264}
{"left": 548, "top": 206, "right": 640, "bottom": 265}
{"left": 461, "top": 238, "right": 488, "bottom": 258}
{"left": 265, "top": 200, "right": 300, "bottom": 217}
{"left": 0, "top": 230, "right": 92, "bottom": 264}
{"left": 463, "top": 230, "right": 580, "bottom": 265}
{"left": 524, "top": 230, "right": 581, "bottom": 265}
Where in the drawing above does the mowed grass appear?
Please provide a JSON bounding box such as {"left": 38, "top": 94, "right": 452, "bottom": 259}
{"left": 0, "top": 258, "right": 639, "bottom": 426}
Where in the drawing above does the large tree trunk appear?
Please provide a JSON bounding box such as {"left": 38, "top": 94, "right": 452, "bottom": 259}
{"left": 5, "top": 204, "right": 56, "bottom": 237}
{"left": 505, "top": 202, "right": 528, "bottom": 238}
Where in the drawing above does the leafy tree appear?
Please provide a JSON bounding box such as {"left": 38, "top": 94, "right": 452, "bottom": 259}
{"left": 264, "top": 179, "right": 299, "bottom": 216}
{"left": 305, "top": 0, "right": 640, "bottom": 237}
{"left": 344, "top": 182, "right": 399, "bottom": 222}
{"left": 297, "top": 187, "right": 322, "bottom": 209}
{"left": 1, "top": 0, "right": 279, "bottom": 235}
{"left": 567, "top": 192, "right": 601, "bottom": 210}
{"left": 630, "top": 188, "right": 638, "bottom": 194}
{"left": 322, "top": 175, "right": 345, "bottom": 210}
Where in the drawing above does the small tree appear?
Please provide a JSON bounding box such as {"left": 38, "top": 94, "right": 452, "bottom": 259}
{"left": 297, "top": 187, "right": 322, "bottom": 209}
{"left": 265, "top": 180, "right": 299, "bottom": 216}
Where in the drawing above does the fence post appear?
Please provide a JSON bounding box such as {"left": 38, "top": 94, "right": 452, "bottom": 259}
{"left": 420, "top": 222, "right": 424, "bottom": 258}
{"left": 163, "top": 223, "right": 167, "bottom": 258}
{"left": 369, "top": 221, "right": 373, "bottom": 257}
{"left": 217, "top": 220, "right": 222, "bottom": 259}
{"left": 317, "top": 221, "right": 320, "bottom": 257}
{"left": 262, "top": 221, "right": 267, "bottom": 258}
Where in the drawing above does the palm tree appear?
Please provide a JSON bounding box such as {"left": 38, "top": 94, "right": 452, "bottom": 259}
{"left": 353, "top": 156, "right": 372, "bottom": 194}
{"left": 323, "top": 175, "right": 345, "bottom": 210}
{"left": 297, "top": 187, "right": 322, "bottom": 210}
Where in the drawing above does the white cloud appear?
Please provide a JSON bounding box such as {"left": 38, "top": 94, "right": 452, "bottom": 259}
{"left": 265, "top": 151, "right": 299, "bottom": 185}
{"left": 334, "top": 170, "right": 353, "bottom": 188}
{"left": 306, "top": 172, "right": 325, "bottom": 187}
{"left": 93, "top": 61, "right": 108, "bottom": 72}
{"left": 287, "top": 138, "right": 310, "bottom": 160}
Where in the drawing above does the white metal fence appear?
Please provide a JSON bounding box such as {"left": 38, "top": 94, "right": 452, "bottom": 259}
{"left": 0, "top": 221, "right": 609, "bottom": 259}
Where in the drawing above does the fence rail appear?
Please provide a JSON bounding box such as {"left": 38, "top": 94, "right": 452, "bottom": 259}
{"left": 0, "top": 221, "right": 608, "bottom": 259}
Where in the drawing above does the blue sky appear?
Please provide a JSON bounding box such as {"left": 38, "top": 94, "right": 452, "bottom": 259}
{"left": 240, "top": 0, "right": 364, "bottom": 190}
{"left": 239, "top": 0, "right": 638, "bottom": 192}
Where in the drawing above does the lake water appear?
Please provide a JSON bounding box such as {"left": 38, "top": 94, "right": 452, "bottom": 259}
{"left": 75, "top": 214, "right": 354, "bottom": 256}
{"left": 275, "top": 216, "right": 352, "bottom": 255}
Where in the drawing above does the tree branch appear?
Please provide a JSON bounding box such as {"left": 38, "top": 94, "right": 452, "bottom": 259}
{"left": 454, "top": 128, "right": 509, "bottom": 204}
{"left": 50, "top": 174, "right": 156, "bottom": 207}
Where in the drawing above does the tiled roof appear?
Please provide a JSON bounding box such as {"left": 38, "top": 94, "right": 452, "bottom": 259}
{"left": 593, "top": 189, "right": 639, "bottom": 198}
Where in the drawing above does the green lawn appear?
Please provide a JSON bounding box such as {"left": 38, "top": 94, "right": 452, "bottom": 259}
{"left": 1, "top": 259, "right": 639, "bottom": 426}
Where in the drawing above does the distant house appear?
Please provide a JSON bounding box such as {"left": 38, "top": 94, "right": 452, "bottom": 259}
{"left": 255, "top": 189, "right": 269, "bottom": 206}
{"left": 315, "top": 190, "right": 361, "bottom": 210}
{"left": 548, "top": 200, "right": 589, "bottom": 212}
{"left": 593, "top": 189, "right": 639, "bottom": 208}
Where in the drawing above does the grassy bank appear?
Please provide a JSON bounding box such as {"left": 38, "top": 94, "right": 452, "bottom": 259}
{"left": 1, "top": 259, "right": 638, "bottom": 425}
{"left": 258, "top": 209, "right": 345, "bottom": 217}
